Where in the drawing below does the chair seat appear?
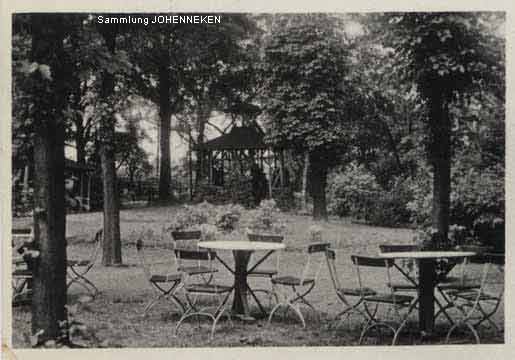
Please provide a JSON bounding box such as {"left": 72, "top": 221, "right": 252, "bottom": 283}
{"left": 150, "top": 273, "right": 182, "bottom": 283}
{"left": 388, "top": 282, "right": 418, "bottom": 291}
{"left": 186, "top": 283, "right": 232, "bottom": 294}
{"left": 178, "top": 265, "right": 218, "bottom": 275}
{"left": 364, "top": 292, "right": 415, "bottom": 304}
{"left": 67, "top": 259, "right": 91, "bottom": 267}
{"left": 438, "top": 276, "right": 461, "bottom": 284}
{"left": 447, "top": 290, "right": 499, "bottom": 302}
{"left": 438, "top": 281, "right": 480, "bottom": 291}
{"left": 12, "top": 269, "right": 32, "bottom": 277}
{"left": 337, "top": 287, "right": 376, "bottom": 297}
{"left": 248, "top": 268, "right": 278, "bottom": 277}
{"left": 271, "top": 276, "right": 314, "bottom": 286}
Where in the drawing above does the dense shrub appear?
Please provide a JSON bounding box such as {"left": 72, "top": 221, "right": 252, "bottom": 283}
{"left": 327, "top": 163, "right": 413, "bottom": 227}
{"left": 407, "top": 164, "right": 504, "bottom": 251}
{"left": 271, "top": 186, "right": 296, "bottom": 211}
{"left": 327, "top": 163, "right": 380, "bottom": 218}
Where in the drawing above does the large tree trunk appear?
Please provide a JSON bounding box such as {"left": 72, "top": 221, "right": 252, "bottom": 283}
{"left": 99, "top": 26, "right": 122, "bottom": 266}
{"left": 428, "top": 94, "right": 451, "bottom": 246}
{"left": 158, "top": 63, "right": 172, "bottom": 202}
{"left": 30, "top": 14, "right": 68, "bottom": 345}
{"left": 309, "top": 151, "right": 328, "bottom": 220}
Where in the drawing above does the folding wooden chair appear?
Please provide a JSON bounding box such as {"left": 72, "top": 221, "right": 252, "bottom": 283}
{"left": 434, "top": 245, "right": 490, "bottom": 325}
{"left": 444, "top": 252, "right": 504, "bottom": 344}
{"left": 351, "top": 255, "right": 418, "bottom": 345}
{"left": 174, "top": 249, "right": 233, "bottom": 341}
{"left": 246, "top": 233, "right": 284, "bottom": 305}
{"left": 324, "top": 248, "right": 375, "bottom": 330}
{"left": 378, "top": 244, "right": 421, "bottom": 292}
{"left": 171, "top": 230, "right": 217, "bottom": 284}
{"left": 66, "top": 228, "right": 102, "bottom": 297}
{"left": 135, "top": 238, "right": 185, "bottom": 316}
{"left": 379, "top": 243, "right": 456, "bottom": 326}
{"left": 268, "top": 242, "right": 330, "bottom": 328}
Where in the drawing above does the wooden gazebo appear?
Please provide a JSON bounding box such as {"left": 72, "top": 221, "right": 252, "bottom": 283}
{"left": 193, "top": 124, "right": 285, "bottom": 197}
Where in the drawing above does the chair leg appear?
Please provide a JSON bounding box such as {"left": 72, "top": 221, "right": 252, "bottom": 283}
{"left": 210, "top": 292, "right": 233, "bottom": 340}
{"left": 359, "top": 321, "right": 396, "bottom": 345}
{"left": 474, "top": 302, "right": 501, "bottom": 334}
{"left": 286, "top": 302, "right": 306, "bottom": 328}
{"left": 445, "top": 321, "right": 480, "bottom": 344}
{"left": 67, "top": 266, "right": 98, "bottom": 296}
{"left": 267, "top": 302, "right": 283, "bottom": 326}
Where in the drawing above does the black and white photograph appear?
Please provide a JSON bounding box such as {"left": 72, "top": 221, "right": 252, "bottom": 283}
{"left": 2, "top": 1, "right": 509, "bottom": 356}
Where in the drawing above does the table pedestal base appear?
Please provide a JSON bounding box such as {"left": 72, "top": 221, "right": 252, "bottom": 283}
{"left": 232, "top": 250, "right": 251, "bottom": 316}
{"left": 418, "top": 259, "right": 436, "bottom": 333}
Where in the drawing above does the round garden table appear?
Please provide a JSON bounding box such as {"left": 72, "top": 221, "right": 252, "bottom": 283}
{"left": 378, "top": 250, "right": 476, "bottom": 334}
{"left": 198, "top": 240, "right": 285, "bottom": 319}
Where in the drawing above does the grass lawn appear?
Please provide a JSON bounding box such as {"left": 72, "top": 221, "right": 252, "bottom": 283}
{"left": 11, "top": 205, "right": 505, "bottom": 347}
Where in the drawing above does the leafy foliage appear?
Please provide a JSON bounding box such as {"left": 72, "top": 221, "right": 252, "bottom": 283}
{"left": 261, "top": 14, "right": 357, "bottom": 160}
{"left": 243, "top": 199, "right": 288, "bottom": 234}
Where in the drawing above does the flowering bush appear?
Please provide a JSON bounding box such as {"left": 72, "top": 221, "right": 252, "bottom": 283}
{"left": 214, "top": 204, "right": 244, "bottom": 233}
{"left": 243, "top": 199, "right": 288, "bottom": 235}
{"left": 168, "top": 202, "right": 213, "bottom": 231}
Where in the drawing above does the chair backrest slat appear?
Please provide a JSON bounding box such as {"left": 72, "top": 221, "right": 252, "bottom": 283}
{"left": 12, "top": 228, "right": 33, "bottom": 235}
{"left": 174, "top": 249, "right": 215, "bottom": 261}
{"left": 171, "top": 230, "right": 202, "bottom": 241}
{"left": 379, "top": 244, "right": 421, "bottom": 253}
{"left": 308, "top": 242, "right": 331, "bottom": 253}
{"left": 248, "top": 233, "right": 283, "bottom": 243}
{"left": 351, "top": 255, "right": 394, "bottom": 267}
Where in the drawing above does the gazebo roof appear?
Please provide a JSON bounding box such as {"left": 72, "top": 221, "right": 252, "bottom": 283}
{"left": 197, "top": 125, "right": 268, "bottom": 151}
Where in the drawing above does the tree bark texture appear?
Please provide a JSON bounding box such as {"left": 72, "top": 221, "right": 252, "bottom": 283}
{"left": 309, "top": 151, "right": 328, "bottom": 220}
{"left": 30, "top": 14, "right": 68, "bottom": 343}
{"left": 99, "top": 26, "right": 122, "bottom": 266}
{"left": 428, "top": 93, "right": 452, "bottom": 243}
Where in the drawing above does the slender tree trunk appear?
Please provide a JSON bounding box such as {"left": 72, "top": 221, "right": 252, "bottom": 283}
{"left": 158, "top": 64, "right": 172, "bottom": 202}
{"left": 301, "top": 151, "right": 310, "bottom": 211}
{"left": 99, "top": 25, "right": 122, "bottom": 266}
{"left": 30, "top": 14, "right": 68, "bottom": 344}
{"left": 194, "top": 106, "right": 209, "bottom": 187}
{"left": 309, "top": 151, "right": 328, "bottom": 220}
{"left": 428, "top": 94, "right": 451, "bottom": 245}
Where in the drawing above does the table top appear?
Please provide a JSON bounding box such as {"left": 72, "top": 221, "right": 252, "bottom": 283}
{"left": 378, "top": 250, "right": 476, "bottom": 259}
{"left": 199, "top": 240, "right": 285, "bottom": 251}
